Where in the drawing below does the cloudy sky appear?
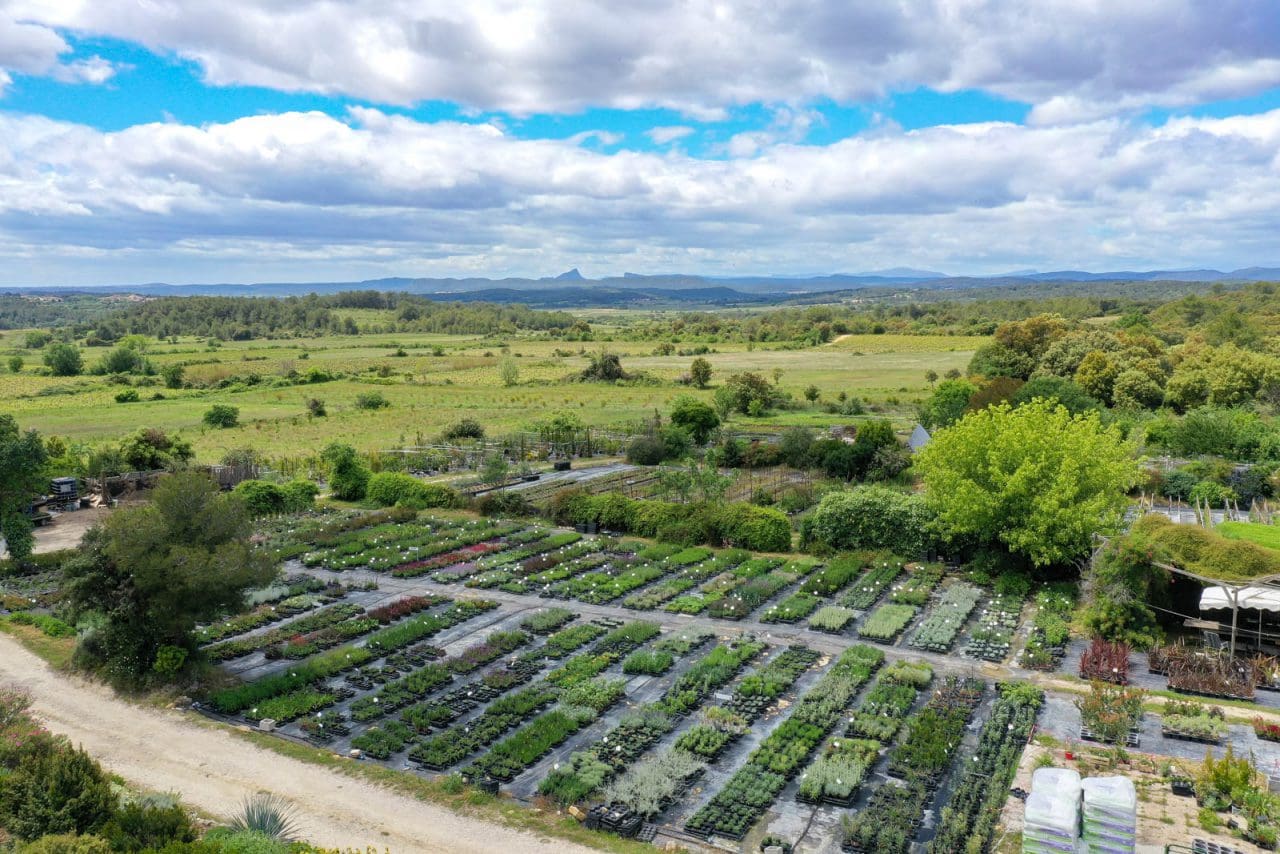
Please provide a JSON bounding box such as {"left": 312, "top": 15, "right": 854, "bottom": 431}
{"left": 2, "top": 1, "right": 1280, "bottom": 285}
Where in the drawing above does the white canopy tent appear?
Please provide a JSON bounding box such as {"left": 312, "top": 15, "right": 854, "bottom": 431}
{"left": 1201, "top": 585, "right": 1280, "bottom": 613}
{"left": 1199, "top": 581, "right": 1280, "bottom": 653}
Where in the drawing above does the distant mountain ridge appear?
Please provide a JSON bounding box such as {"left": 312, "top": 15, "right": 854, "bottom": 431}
{"left": 6, "top": 266, "right": 1279, "bottom": 299}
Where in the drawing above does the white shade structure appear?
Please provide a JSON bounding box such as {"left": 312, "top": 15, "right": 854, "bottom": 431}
{"left": 1201, "top": 585, "right": 1280, "bottom": 613}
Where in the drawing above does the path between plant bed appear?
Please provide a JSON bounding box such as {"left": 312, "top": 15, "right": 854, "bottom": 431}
{"left": 0, "top": 633, "right": 598, "bottom": 854}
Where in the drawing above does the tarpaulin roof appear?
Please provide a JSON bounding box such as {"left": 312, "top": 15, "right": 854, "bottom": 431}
{"left": 1201, "top": 585, "right": 1280, "bottom": 613}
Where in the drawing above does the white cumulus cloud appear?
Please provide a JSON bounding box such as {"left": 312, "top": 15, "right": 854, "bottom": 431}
{"left": 9, "top": 0, "right": 1280, "bottom": 118}
{"left": 0, "top": 108, "right": 1279, "bottom": 282}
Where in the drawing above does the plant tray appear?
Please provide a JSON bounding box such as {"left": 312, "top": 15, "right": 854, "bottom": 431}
{"left": 1162, "top": 728, "right": 1223, "bottom": 746}
{"left": 1079, "top": 725, "right": 1140, "bottom": 748}
{"left": 1192, "top": 841, "right": 1245, "bottom": 854}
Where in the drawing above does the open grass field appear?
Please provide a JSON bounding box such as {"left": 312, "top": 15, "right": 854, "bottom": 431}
{"left": 1217, "top": 521, "right": 1280, "bottom": 553}
{"left": 0, "top": 328, "right": 983, "bottom": 462}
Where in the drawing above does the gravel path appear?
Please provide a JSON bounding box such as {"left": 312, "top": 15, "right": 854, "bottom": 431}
{"left": 0, "top": 633, "right": 598, "bottom": 854}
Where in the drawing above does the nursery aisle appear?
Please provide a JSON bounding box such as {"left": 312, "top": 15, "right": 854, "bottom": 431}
{"left": 0, "top": 633, "right": 598, "bottom": 854}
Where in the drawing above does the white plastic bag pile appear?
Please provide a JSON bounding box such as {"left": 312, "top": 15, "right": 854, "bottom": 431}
{"left": 1023, "top": 768, "right": 1083, "bottom": 854}
{"left": 1081, "top": 776, "right": 1137, "bottom": 853}
{"left": 1022, "top": 769, "right": 1137, "bottom": 854}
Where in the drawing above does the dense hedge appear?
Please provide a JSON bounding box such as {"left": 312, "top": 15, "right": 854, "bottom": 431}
{"left": 547, "top": 489, "right": 792, "bottom": 552}
{"left": 231, "top": 479, "right": 318, "bottom": 517}
{"left": 365, "top": 472, "right": 463, "bottom": 510}
{"left": 802, "top": 485, "right": 933, "bottom": 556}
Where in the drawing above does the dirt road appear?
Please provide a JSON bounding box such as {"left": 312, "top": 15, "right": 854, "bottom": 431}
{"left": 0, "top": 634, "right": 597, "bottom": 854}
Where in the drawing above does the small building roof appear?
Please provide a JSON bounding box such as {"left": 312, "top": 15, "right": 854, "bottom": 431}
{"left": 908, "top": 424, "right": 931, "bottom": 452}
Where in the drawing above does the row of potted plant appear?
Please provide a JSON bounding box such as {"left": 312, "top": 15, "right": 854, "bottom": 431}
{"left": 908, "top": 582, "right": 982, "bottom": 653}
{"left": 808, "top": 605, "right": 857, "bottom": 634}
{"left": 663, "top": 571, "right": 746, "bottom": 615}
{"left": 802, "top": 554, "right": 872, "bottom": 599}
{"left": 598, "top": 747, "right": 706, "bottom": 819}
{"left": 760, "top": 591, "right": 822, "bottom": 623}
{"left": 197, "top": 577, "right": 332, "bottom": 643}
{"left": 465, "top": 704, "right": 598, "bottom": 781}
{"left": 551, "top": 559, "right": 667, "bottom": 604}
{"left": 349, "top": 662, "right": 454, "bottom": 721}
{"left": 887, "top": 563, "right": 944, "bottom": 608}
{"left": 208, "top": 599, "right": 496, "bottom": 714}
{"left": 963, "top": 591, "right": 1023, "bottom": 663}
{"left": 408, "top": 683, "right": 560, "bottom": 769}
{"left": 537, "top": 639, "right": 766, "bottom": 802}
{"left": 204, "top": 602, "right": 366, "bottom": 661}
{"left": 388, "top": 542, "right": 506, "bottom": 579}
{"left": 840, "top": 778, "right": 930, "bottom": 853}
{"left": 1078, "top": 636, "right": 1130, "bottom": 684}
{"left": 925, "top": 683, "right": 1042, "bottom": 853}
{"left": 885, "top": 676, "right": 984, "bottom": 780}
{"left": 520, "top": 607, "right": 577, "bottom": 635}
{"left": 858, "top": 603, "right": 918, "bottom": 642}
{"left": 341, "top": 519, "right": 524, "bottom": 573}
{"left": 301, "top": 516, "right": 474, "bottom": 569}
{"left": 840, "top": 560, "right": 904, "bottom": 610}
{"left": 426, "top": 527, "right": 552, "bottom": 582}
{"left": 705, "top": 569, "right": 797, "bottom": 620}
{"left": 270, "top": 615, "right": 382, "bottom": 660}
{"left": 725, "top": 645, "right": 822, "bottom": 719}
{"left": 802, "top": 661, "right": 934, "bottom": 805}
{"left": 1018, "top": 583, "right": 1075, "bottom": 671}
{"left": 463, "top": 533, "right": 589, "bottom": 588}
{"left": 367, "top": 594, "right": 446, "bottom": 624}
{"left": 539, "top": 623, "right": 607, "bottom": 659}
{"left": 350, "top": 720, "right": 415, "bottom": 760}
{"left": 684, "top": 645, "right": 884, "bottom": 840}
{"left": 449, "top": 630, "right": 531, "bottom": 674}
{"left": 796, "top": 737, "right": 880, "bottom": 805}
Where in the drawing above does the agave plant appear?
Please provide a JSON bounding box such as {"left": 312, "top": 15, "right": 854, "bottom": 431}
{"left": 228, "top": 792, "right": 300, "bottom": 842}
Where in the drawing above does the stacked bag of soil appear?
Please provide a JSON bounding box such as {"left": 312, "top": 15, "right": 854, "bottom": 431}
{"left": 1081, "top": 776, "right": 1137, "bottom": 853}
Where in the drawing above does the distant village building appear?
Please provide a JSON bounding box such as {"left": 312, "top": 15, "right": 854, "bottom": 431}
{"left": 908, "top": 424, "right": 931, "bottom": 453}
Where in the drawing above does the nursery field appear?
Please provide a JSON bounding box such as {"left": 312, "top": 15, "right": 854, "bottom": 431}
{"left": 0, "top": 327, "right": 981, "bottom": 461}
{"left": 192, "top": 508, "right": 1054, "bottom": 852}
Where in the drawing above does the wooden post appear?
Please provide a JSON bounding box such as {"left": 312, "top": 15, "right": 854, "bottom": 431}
{"left": 1230, "top": 587, "right": 1240, "bottom": 659}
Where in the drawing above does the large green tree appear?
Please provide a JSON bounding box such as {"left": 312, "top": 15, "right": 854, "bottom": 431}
{"left": 0, "top": 415, "right": 49, "bottom": 562}
{"left": 63, "top": 471, "right": 274, "bottom": 686}
{"left": 915, "top": 399, "right": 1138, "bottom": 566}
{"left": 669, "top": 395, "right": 720, "bottom": 444}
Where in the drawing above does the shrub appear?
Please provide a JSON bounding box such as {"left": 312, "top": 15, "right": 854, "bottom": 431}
{"left": 5, "top": 612, "right": 76, "bottom": 638}
{"left": 626, "top": 435, "right": 667, "bottom": 465}
{"left": 16, "top": 835, "right": 112, "bottom": 853}
{"left": 43, "top": 343, "right": 83, "bottom": 377}
{"left": 441, "top": 419, "right": 485, "bottom": 441}
{"left": 354, "top": 391, "right": 390, "bottom": 410}
{"left": 320, "top": 443, "right": 369, "bottom": 500}
{"left": 113, "top": 388, "right": 139, "bottom": 403}
{"left": 281, "top": 479, "right": 318, "bottom": 512}
{"left": 0, "top": 742, "right": 117, "bottom": 841}
{"left": 805, "top": 486, "right": 933, "bottom": 556}
{"left": 202, "top": 404, "right": 240, "bottom": 428}
{"left": 100, "top": 800, "right": 197, "bottom": 851}
{"left": 233, "top": 480, "right": 288, "bottom": 516}
{"left": 716, "top": 503, "right": 791, "bottom": 551}
{"left": 366, "top": 472, "right": 460, "bottom": 509}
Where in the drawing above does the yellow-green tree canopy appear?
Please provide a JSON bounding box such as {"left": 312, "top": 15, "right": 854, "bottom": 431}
{"left": 915, "top": 399, "right": 1138, "bottom": 566}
